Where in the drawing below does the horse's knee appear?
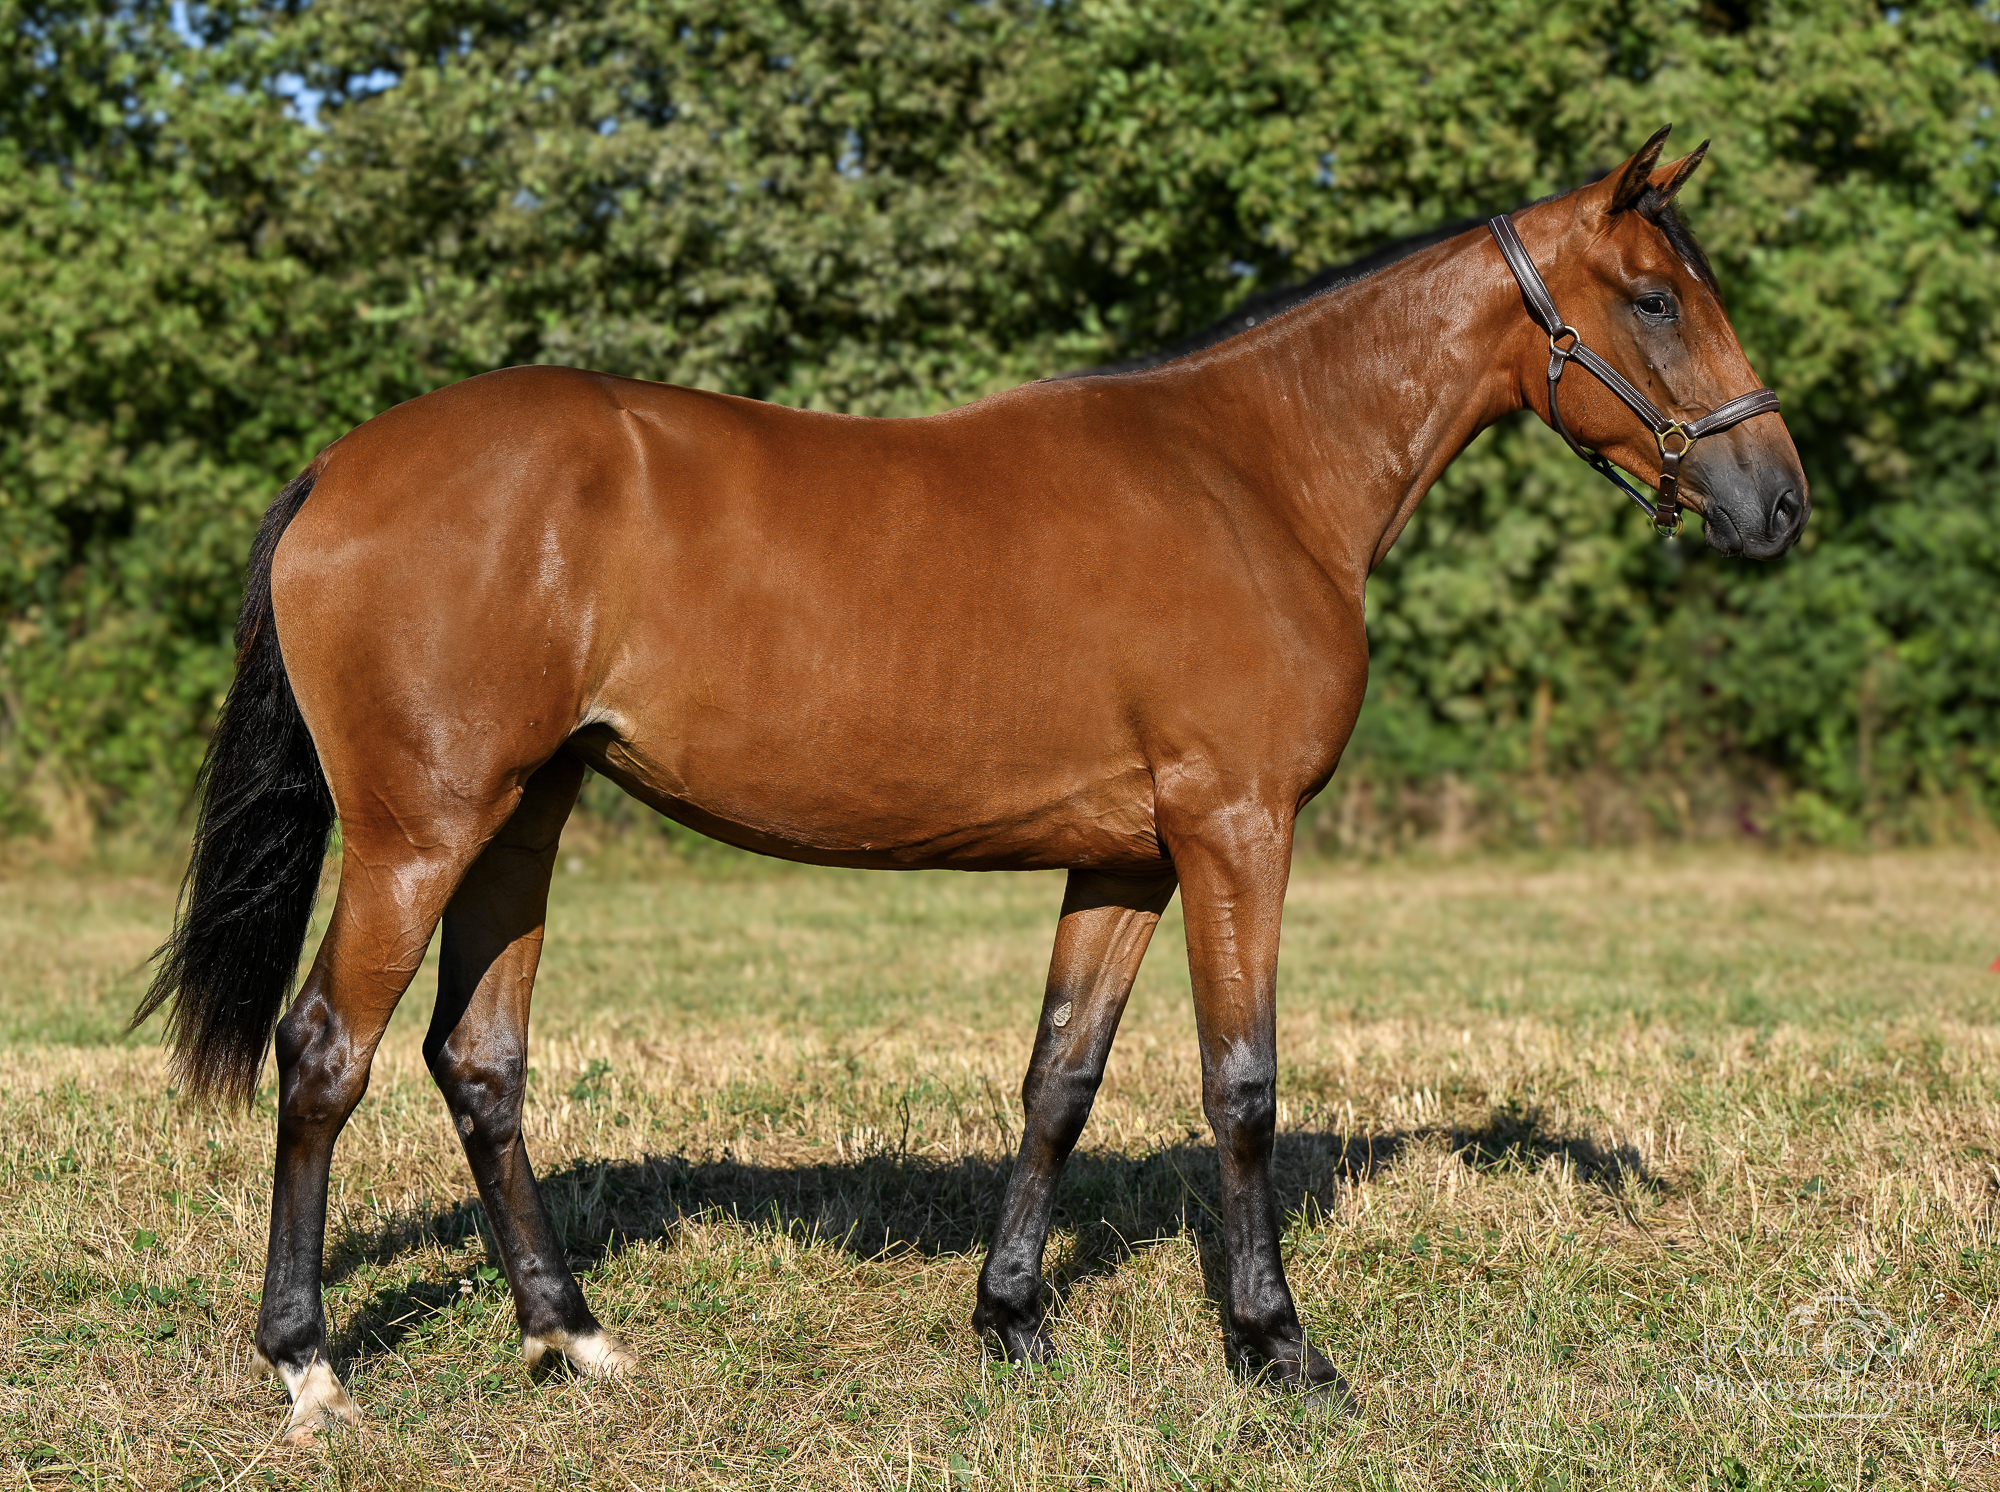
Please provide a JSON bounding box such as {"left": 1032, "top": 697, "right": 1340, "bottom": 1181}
{"left": 1021, "top": 1061, "right": 1100, "bottom": 1121}
{"left": 1020, "top": 1062, "right": 1102, "bottom": 1156}
{"left": 1201, "top": 1046, "right": 1277, "bottom": 1151}
{"left": 427, "top": 1039, "right": 526, "bottom": 1150}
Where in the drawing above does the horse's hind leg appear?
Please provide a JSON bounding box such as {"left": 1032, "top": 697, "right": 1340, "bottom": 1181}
{"left": 255, "top": 788, "right": 517, "bottom": 1441}
{"left": 974, "top": 869, "right": 1177, "bottom": 1362}
{"left": 423, "top": 751, "right": 632, "bottom": 1379}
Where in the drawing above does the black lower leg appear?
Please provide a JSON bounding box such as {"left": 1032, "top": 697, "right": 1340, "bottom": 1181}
{"left": 974, "top": 869, "right": 1175, "bottom": 1362}
{"left": 974, "top": 1058, "right": 1104, "bottom": 1361}
{"left": 1206, "top": 1054, "right": 1338, "bottom": 1386}
{"left": 255, "top": 987, "right": 379, "bottom": 1379}
{"left": 430, "top": 1046, "right": 598, "bottom": 1343}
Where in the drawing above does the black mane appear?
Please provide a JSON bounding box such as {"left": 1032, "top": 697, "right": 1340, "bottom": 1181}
{"left": 1059, "top": 216, "right": 1483, "bottom": 379}
{"left": 1061, "top": 167, "right": 1716, "bottom": 379}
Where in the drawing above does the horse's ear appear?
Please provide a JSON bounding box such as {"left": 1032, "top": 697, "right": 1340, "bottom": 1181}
{"left": 1649, "top": 139, "right": 1710, "bottom": 205}
{"left": 1608, "top": 125, "right": 1674, "bottom": 213}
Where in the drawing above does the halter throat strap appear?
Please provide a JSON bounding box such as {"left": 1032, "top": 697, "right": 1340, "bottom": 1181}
{"left": 1486, "top": 213, "right": 1780, "bottom": 537}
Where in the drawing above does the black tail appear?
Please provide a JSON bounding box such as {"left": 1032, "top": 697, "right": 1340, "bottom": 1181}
{"left": 134, "top": 470, "right": 334, "bottom": 1104}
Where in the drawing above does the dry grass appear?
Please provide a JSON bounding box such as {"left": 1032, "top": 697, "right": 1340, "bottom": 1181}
{"left": 3, "top": 844, "right": 1999, "bottom": 1490}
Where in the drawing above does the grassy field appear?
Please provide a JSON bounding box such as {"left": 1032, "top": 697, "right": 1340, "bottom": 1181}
{"left": 2, "top": 841, "right": 1999, "bottom": 1489}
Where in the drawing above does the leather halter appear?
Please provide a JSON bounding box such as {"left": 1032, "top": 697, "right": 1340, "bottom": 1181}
{"left": 1486, "top": 214, "right": 1781, "bottom": 539}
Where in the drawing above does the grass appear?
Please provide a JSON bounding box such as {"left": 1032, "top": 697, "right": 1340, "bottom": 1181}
{"left": 2, "top": 841, "right": 1999, "bottom": 1489}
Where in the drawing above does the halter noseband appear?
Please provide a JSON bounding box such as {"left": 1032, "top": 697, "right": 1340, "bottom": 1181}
{"left": 1486, "top": 214, "right": 1781, "bottom": 539}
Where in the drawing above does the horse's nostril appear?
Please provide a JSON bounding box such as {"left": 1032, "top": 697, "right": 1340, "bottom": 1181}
{"left": 1772, "top": 490, "right": 1795, "bottom": 532}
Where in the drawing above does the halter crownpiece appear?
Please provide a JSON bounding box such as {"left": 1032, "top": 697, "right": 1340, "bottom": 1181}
{"left": 1486, "top": 214, "right": 1781, "bottom": 539}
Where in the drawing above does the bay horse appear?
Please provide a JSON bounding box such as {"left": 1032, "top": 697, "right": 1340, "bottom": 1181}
{"left": 139, "top": 127, "right": 1805, "bottom": 1440}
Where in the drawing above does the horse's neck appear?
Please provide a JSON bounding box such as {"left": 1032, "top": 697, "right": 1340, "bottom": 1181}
{"left": 1186, "top": 232, "right": 1529, "bottom": 589}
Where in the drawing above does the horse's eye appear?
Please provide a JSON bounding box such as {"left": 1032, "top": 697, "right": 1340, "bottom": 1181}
{"left": 1636, "top": 293, "right": 1675, "bottom": 319}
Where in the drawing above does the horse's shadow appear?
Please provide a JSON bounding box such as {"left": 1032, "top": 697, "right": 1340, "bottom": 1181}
{"left": 322, "top": 1099, "right": 1653, "bottom": 1373}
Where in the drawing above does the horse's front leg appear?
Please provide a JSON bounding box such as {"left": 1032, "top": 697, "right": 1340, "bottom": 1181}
{"left": 1162, "top": 802, "right": 1348, "bottom": 1399}
{"left": 974, "top": 868, "right": 1177, "bottom": 1363}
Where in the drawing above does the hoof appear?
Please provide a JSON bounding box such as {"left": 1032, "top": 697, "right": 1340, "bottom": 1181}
{"left": 274, "top": 1357, "right": 362, "bottom": 1443}
{"left": 971, "top": 1303, "right": 1055, "bottom": 1367}
{"left": 521, "top": 1327, "right": 637, "bottom": 1381}
{"left": 1236, "top": 1336, "right": 1356, "bottom": 1411}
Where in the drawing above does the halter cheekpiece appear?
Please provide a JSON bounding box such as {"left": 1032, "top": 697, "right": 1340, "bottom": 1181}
{"left": 1486, "top": 214, "right": 1781, "bottom": 539}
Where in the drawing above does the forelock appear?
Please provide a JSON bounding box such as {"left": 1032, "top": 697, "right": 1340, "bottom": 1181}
{"left": 1635, "top": 189, "right": 1717, "bottom": 294}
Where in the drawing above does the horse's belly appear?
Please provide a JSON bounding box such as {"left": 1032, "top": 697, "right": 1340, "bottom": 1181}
{"left": 575, "top": 723, "right": 1164, "bottom": 873}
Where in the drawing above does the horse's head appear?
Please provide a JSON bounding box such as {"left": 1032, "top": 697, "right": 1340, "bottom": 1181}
{"left": 1510, "top": 127, "right": 1807, "bottom": 558}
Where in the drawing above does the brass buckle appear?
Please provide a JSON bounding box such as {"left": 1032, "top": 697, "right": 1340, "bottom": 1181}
{"left": 1656, "top": 422, "right": 1693, "bottom": 460}
{"left": 1548, "top": 326, "right": 1581, "bottom": 359}
{"left": 1653, "top": 503, "right": 1684, "bottom": 539}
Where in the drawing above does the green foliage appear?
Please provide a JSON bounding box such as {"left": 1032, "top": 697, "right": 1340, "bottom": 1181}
{"left": 2, "top": 0, "right": 1996, "bottom": 838}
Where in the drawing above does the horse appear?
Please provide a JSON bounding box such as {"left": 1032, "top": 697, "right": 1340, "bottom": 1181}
{"left": 137, "top": 126, "right": 1806, "bottom": 1440}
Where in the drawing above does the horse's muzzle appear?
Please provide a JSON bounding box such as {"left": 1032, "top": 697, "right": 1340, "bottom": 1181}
{"left": 1689, "top": 444, "right": 1809, "bottom": 560}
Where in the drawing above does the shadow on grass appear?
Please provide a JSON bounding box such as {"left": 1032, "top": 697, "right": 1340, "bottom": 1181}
{"left": 321, "top": 1099, "right": 1652, "bottom": 1372}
